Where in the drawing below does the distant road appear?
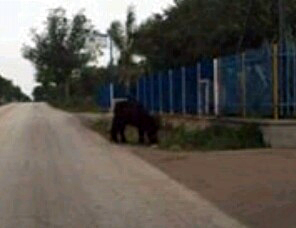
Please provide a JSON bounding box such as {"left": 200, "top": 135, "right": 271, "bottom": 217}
{"left": 0, "top": 103, "right": 244, "bottom": 227}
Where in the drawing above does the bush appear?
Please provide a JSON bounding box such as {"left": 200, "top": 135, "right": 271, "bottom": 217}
{"left": 91, "top": 118, "right": 266, "bottom": 151}
{"left": 50, "top": 98, "right": 100, "bottom": 113}
{"left": 92, "top": 119, "right": 140, "bottom": 144}
{"left": 159, "top": 124, "right": 266, "bottom": 151}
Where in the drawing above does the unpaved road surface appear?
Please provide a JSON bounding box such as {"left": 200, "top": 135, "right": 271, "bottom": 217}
{"left": 131, "top": 147, "right": 296, "bottom": 228}
{"left": 0, "top": 103, "right": 245, "bottom": 228}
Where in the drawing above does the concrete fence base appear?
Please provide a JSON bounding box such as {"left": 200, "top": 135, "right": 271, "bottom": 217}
{"left": 212, "top": 118, "right": 296, "bottom": 148}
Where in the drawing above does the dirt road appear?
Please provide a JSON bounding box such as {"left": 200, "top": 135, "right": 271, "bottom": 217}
{"left": 0, "top": 103, "right": 245, "bottom": 228}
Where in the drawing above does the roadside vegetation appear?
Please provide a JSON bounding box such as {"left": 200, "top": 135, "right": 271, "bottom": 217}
{"left": 0, "top": 74, "right": 30, "bottom": 103}
{"left": 23, "top": 1, "right": 296, "bottom": 109}
{"left": 134, "top": 0, "right": 296, "bottom": 70}
{"left": 20, "top": 1, "right": 294, "bottom": 151}
{"left": 50, "top": 100, "right": 100, "bottom": 113}
{"left": 23, "top": 8, "right": 108, "bottom": 109}
{"left": 92, "top": 118, "right": 266, "bottom": 151}
{"left": 159, "top": 123, "right": 266, "bottom": 151}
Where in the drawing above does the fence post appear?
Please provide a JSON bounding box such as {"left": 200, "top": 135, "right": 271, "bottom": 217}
{"left": 158, "top": 72, "right": 163, "bottom": 114}
{"left": 214, "top": 58, "right": 219, "bottom": 116}
{"left": 182, "top": 67, "right": 186, "bottom": 114}
{"left": 293, "top": 43, "right": 296, "bottom": 116}
{"left": 279, "top": 41, "right": 283, "bottom": 117}
{"left": 205, "top": 80, "right": 210, "bottom": 115}
{"left": 197, "top": 63, "right": 201, "bottom": 117}
{"left": 151, "top": 74, "right": 154, "bottom": 113}
{"left": 143, "top": 76, "right": 147, "bottom": 109}
{"left": 286, "top": 40, "right": 291, "bottom": 116}
{"left": 241, "top": 52, "right": 247, "bottom": 118}
{"left": 169, "top": 69, "right": 174, "bottom": 114}
{"left": 273, "top": 43, "right": 279, "bottom": 120}
{"left": 110, "top": 83, "right": 114, "bottom": 111}
{"left": 136, "top": 80, "right": 140, "bottom": 101}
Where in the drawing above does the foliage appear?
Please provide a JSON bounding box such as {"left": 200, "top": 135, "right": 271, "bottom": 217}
{"left": 50, "top": 99, "right": 100, "bottom": 113}
{"left": 92, "top": 118, "right": 140, "bottom": 144}
{"left": 32, "top": 86, "right": 47, "bottom": 102}
{"left": 32, "top": 66, "right": 107, "bottom": 103}
{"left": 23, "top": 8, "right": 102, "bottom": 102}
{"left": 159, "top": 123, "right": 266, "bottom": 151}
{"left": 108, "top": 6, "right": 144, "bottom": 87}
{"left": 134, "top": 0, "right": 296, "bottom": 70}
{"left": 91, "top": 117, "right": 266, "bottom": 151}
{"left": 0, "top": 75, "right": 30, "bottom": 103}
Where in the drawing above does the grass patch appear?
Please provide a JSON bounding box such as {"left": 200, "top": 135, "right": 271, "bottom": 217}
{"left": 50, "top": 101, "right": 104, "bottom": 113}
{"left": 91, "top": 118, "right": 111, "bottom": 138}
{"left": 91, "top": 118, "right": 266, "bottom": 151}
{"left": 159, "top": 124, "right": 266, "bottom": 151}
{"left": 91, "top": 118, "right": 140, "bottom": 145}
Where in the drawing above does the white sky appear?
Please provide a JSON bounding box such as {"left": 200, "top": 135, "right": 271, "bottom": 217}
{"left": 0, "top": 0, "right": 174, "bottom": 97}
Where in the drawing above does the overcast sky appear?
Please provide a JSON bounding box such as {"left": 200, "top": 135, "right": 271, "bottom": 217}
{"left": 0, "top": 0, "right": 174, "bottom": 97}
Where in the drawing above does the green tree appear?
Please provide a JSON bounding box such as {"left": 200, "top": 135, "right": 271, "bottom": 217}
{"left": 23, "top": 8, "right": 101, "bottom": 103}
{"left": 70, "top": 66, "right": 108, "bottom": 101}
{"left": 108, "top": 6, "right": 143, "bottom": 88}
{"left": 32, "top": 85, "right": 48, "bottom": 102}
{"left": 134, "top": 0, "right": 296, "bottom": 69}
{"left": 0, "top": 74, "right": 30, "bottom": 103}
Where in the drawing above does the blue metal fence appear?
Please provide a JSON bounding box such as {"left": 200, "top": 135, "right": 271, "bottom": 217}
{"left": 96, "top": 83, "right": 111, "bottom": 110}
{"left": 97, "top": 83, "right": 127, "bottom": 109}
{"left": 278, "top": 41, "right": 296, "bottom": 117}
{"left": 96, "top": 41, "right": 296, "bottom": 119}
{"left": 185, "top": 65, "right": 198, "bottom": 114}
{"left": 219, "top": 55, "right": 242, "bottom": 115}
{"left": 161, "top": 71, "right": 170, "bottom": 113}
{"left": 218, "top": 45, "right": 273, "bottom": 117}
{"left": 245, "top": 45, "right": 273, "bottom": 116}
{"left": 97, "top": 61, "right": 214, "bottom": 115}
{"left": 133, "top": 61, "right": 214, "bottom": 115}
